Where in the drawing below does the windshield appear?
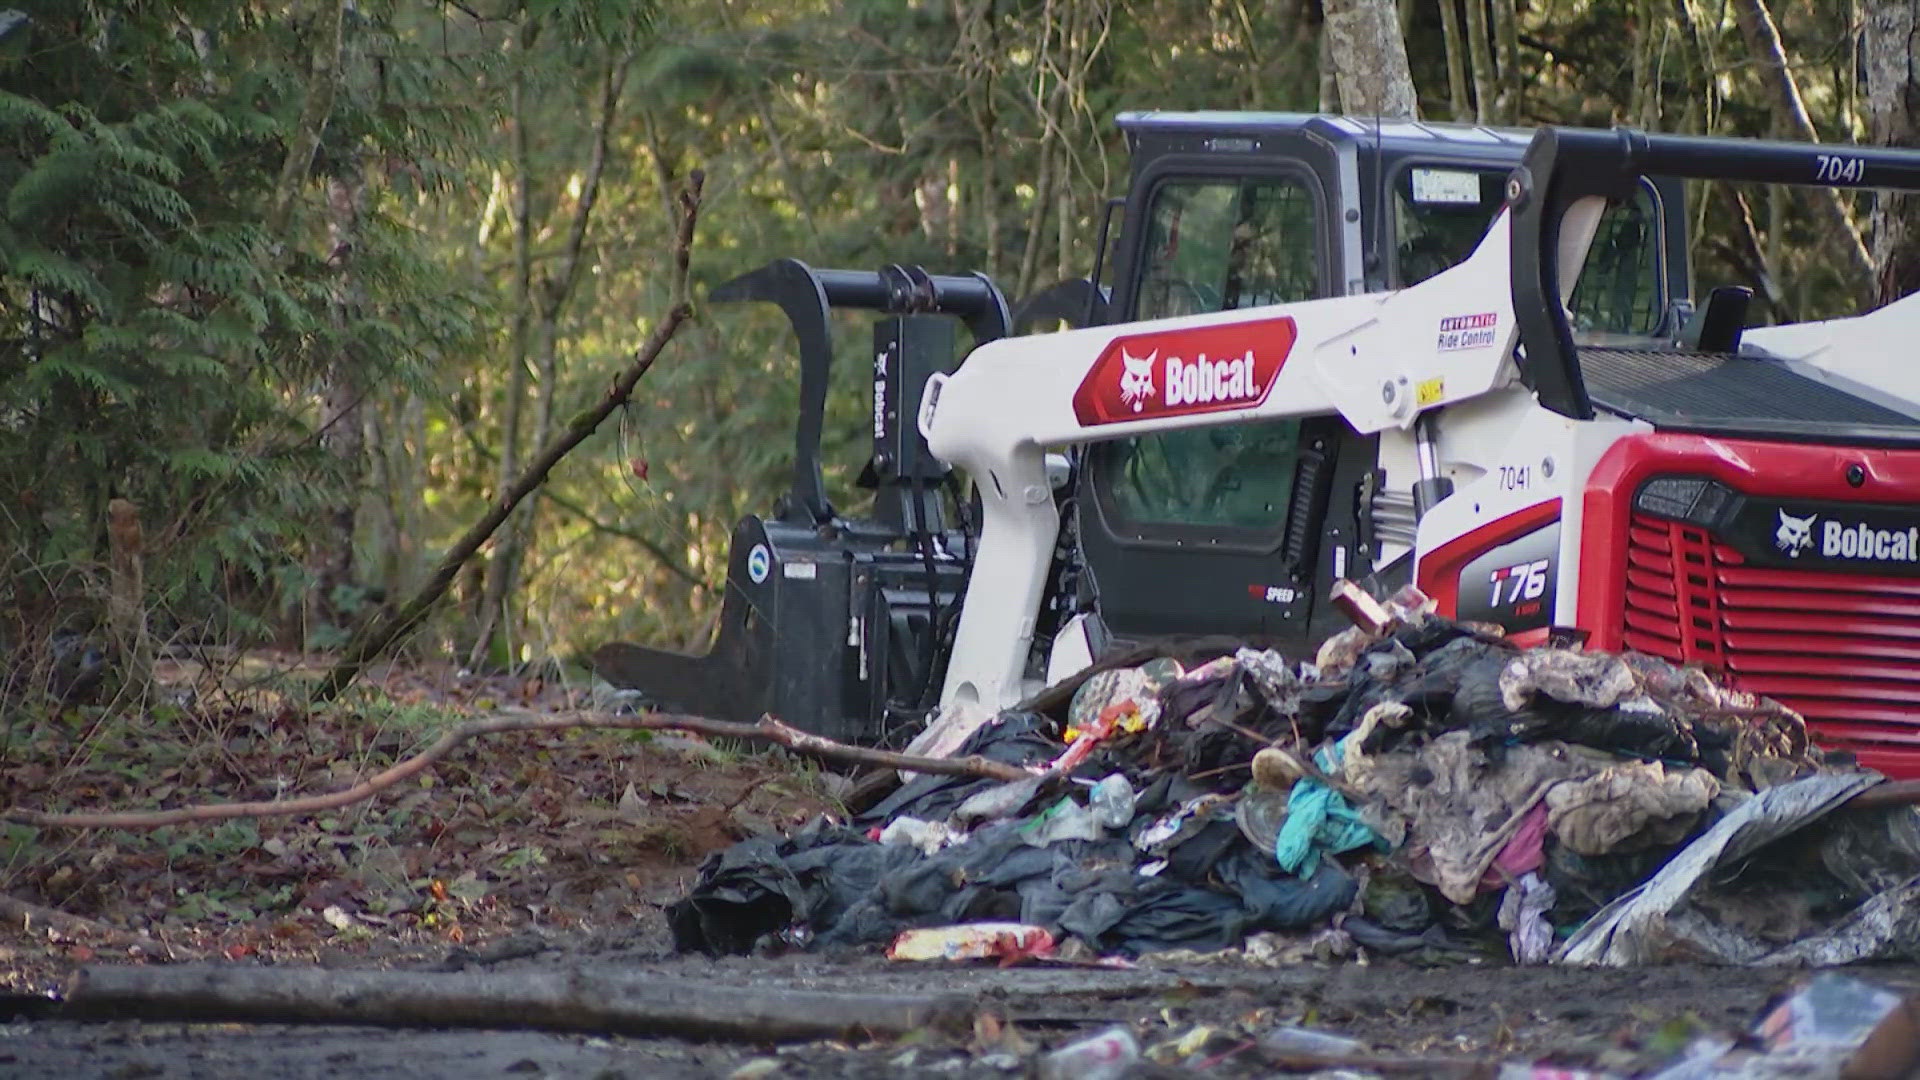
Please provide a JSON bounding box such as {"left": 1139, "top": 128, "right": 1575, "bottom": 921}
{"left": 1393, "top": 164, "right": 1665, "bottom": 337}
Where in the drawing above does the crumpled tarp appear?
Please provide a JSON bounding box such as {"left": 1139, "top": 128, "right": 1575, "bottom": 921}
{"left": 1544, "top": 760, "right": 1718, "bottom": 856}
{"left": 1344, "top": 731, "right": 1588, "bottom": 904}
{"left": 1554, "top": 771, "right": 1919, "bottom": 966}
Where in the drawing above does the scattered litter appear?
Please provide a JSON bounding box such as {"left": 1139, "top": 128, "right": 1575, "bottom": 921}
{"left": 886, "top": 922, "right": 1055, "bottom": 964}
{"left": 1087, "top": 773, "right": 1135, "bottom": 828}
{"left": 1258, "top": 1024, "right": 1368, "bottom": 1057}
{"left": 669, "top": 578, "right": 1914, "bottom": 977}
{"left": 1497, "top": 871, "right": 1556, "bottom": 964}
{"left": 1037, "top": 1025, "right": 1139, "bottom": 1080}
{"left": 1749, "top": 971, "right": 1920, "bottom": 1078}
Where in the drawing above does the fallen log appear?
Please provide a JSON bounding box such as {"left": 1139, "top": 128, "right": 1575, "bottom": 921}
{"left": 59, "top": 963, "right": 977, "bottom": 1044}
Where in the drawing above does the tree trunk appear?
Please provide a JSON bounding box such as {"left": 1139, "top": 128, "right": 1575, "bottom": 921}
{"left": 469, "top": 26, "right": 538, "bottom": 671}
{"left": 1731, "top": 0, "right": 1879, "bottom": 303}
{"left": 1436, "top": 0, "right": 1472, "bottom": 121}
{"left": 1317, "top": 28, "right": 1340, "bottom": 113}
{"left": 105, "top": 498, "right": 150, "bottom": 697}
{"left": 497, "top": 54, "right": 628, "bottom": 665}
{"left": 266, "top": 0, "right": 348, "bottom": 239}
{"left": 1322, "top": 0, "right": 1421, "bottom": 118}
{"left": 1628, "top": 0, "right": 1661, "bottom": 128}
{"left": 1461, "top": 0, "right": 1496, "bottom": 122}
{"left": 307, "top": 170, "right": 367, "bottom": 642}
{"left": 1489, "top": 0, "right": 1521, "bottom": 121}
{"left": 1866, "top": 0, "right": 1920, "bottom": 303}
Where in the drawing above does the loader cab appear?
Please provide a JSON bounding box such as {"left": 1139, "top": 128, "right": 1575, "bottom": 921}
{"left": 1071, "top": 112, "right": 1689, "bottom": 650}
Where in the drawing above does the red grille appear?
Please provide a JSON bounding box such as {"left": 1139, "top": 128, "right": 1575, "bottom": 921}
{"left": 1625, "top": 513, "right": 1920, "bottom": 752}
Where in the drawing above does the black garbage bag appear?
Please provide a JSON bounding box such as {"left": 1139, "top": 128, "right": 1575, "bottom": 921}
{"left": 876, "top": 820, "right": 1075, "bottom": 922}
{"left": 668, "top": 819, "right": 915, "bottom": 956}
{"left": 1211, "top": 848, "right": 1359, "bottom": 929}
{"left": 858, "top": 710, "right": 1060, "bottom": 825}
{"left": 1359, "top": 865, "right": 1434, "bottom": 933}
{"left": 1021, "top": 864, "right": 1251, "bottom": 957}
{"left": 1311, "top": 626, "right": 1519, "bottom": 747}
{"left": 1449, "top": 654, "right": 1701, "bottom": 764}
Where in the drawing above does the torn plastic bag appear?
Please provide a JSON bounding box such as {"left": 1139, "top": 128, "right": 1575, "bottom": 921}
{"left": 1555, "top": 771, "right": 1911, "bottom": 966}
{"left": 859, "top": 710, "right": 1058, "bottom": 825}
{"left": 1498, "top": 649, "right": 1638, "bottom": 712}
{"left": 1497, "top": 872, "right": 1556, "bottom": 964}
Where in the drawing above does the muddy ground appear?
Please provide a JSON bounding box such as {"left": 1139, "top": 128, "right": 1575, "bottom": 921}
{"left": 7, "top": 926, "right": 1919, "bottom": 1078}
{"left": 4, "top": 658, "right": 1917, "bottom": 1078}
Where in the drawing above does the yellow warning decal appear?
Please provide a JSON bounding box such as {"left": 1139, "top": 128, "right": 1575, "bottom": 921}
{"left": 1416, "top": 376, "right": 1445, "bottom": 407}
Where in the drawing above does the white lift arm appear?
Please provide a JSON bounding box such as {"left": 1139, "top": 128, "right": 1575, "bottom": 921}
{"left": 914, "top": 206, "right": 1570, "bottom": 733}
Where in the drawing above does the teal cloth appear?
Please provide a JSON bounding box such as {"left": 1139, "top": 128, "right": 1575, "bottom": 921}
{"left": 1272, "top": 740, "right": 1387, "bottom": 876}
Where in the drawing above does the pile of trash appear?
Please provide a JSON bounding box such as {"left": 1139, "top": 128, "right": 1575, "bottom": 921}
{"left": 666, "top": 585, "right": 1920, "bottom": 969}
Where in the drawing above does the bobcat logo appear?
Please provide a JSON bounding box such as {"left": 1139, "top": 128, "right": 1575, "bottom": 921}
{"left": 1775, "top": 510, "right": 1816, "bottom": 557}
{"left": 1118, "top": 349, "right": 1156, "bottom": 412}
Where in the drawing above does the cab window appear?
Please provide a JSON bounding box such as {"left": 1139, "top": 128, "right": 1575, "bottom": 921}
{"left": 1393, "top": 164, "right": 1663, "bottom": 335}
{"left": 1104, "top": 174, "right": 1319, "bottom": 533}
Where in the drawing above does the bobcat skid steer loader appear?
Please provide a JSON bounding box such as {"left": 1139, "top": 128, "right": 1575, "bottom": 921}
{"left": 593, "top": 114, "right": 1920, "bottom": 780}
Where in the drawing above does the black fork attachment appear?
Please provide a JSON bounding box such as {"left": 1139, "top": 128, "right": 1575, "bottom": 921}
{"left": 590, "top": 260, "right": 1010, "bottom": 744}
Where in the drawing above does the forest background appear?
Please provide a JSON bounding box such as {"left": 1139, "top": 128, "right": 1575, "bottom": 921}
{"left": 3, "top": 0, "right": 1916, "bottom": 713}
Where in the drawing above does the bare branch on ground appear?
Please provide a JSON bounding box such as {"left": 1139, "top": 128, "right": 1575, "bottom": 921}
{"left": 3, "top": 709, "right": 1025, "bottom": 830}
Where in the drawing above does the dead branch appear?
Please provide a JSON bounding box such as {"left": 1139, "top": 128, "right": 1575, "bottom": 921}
{"left": 59, "top": 963, "right": 978, "bottom": 1043}
{"left": 3, "top": 708, "right": 1028, "bottom": 830}
{"left": 0, "top": 893, "right": 203, "bottom": 960}
{"left": 312, "top": 171, "right": 706, "bottom": 702}
{"left": 1730, "top": 0, "right": 1877, "bottom": 301}
{"left": 0, "top": 892, "right": 119, "bottom": 941}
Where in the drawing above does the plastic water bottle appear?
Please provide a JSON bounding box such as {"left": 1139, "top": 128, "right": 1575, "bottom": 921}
{"left": 1089, "top": 773, "right": 1136, "bottom": 829}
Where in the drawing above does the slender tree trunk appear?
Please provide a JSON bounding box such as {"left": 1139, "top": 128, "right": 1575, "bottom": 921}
{"left": 105, "top": 498, "right": 150, "bottom": 698}
{"left": 1731, "top": 0, "right": 1878, "bottom": 301}
{"left": 1317, "top": 27, "right": 1340, "bottom": 113}
{"left": 1015, "top": 139, "right": 1054, "bottom": 302}
{"left": 1436, "top": 0, "right": 1472, "bottom": 121}
{"left": 470, "top": 24, "right": 538, "bottom": 670}
{"left": 1866, "top": 0, "right": 1920, "bottom": 303}
{"left": 496, "top": 54, "right": 628, "bottom": 665}
{"left": 1629, "top": 0, "right": 1659, "bottom": 127}
{"left": 1462, "top": 0, "right": 1496, "bottom": 122}
{"left": 307, "top": 170, "right": 367, "bottom": 641}
{"left": 1322, "top": 0, "right": 1422, "bottom": 117}
{"left": 267, "top": 0, "right": 349, "bottom": 239}
{"left": 1489, "top": 0, "right": 1520, "bottom": 121}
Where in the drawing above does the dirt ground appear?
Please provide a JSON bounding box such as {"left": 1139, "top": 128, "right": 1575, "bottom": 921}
{"left": 5, "top": 658, "right": 1918, "bottom": 1078}
{"left": 15, "top": 891, "right": 1920, "bottom": 1076}
{"left": 7, "top": 914, "right": 1920, "bottom": 1078}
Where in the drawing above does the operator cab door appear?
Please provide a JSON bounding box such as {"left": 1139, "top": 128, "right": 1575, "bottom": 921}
{"left": 1076, "top": 137, "right": 1360, "bottom": 649}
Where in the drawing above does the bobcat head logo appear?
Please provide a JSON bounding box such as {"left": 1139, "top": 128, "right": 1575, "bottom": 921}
{"left": 1775, "top": 510, "right": 1816, "bottom": 557}
{"left": 1118, "top": 349, "right": 1156, "bottom": 412}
